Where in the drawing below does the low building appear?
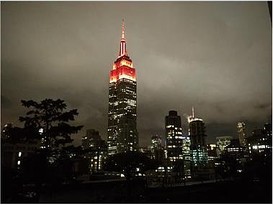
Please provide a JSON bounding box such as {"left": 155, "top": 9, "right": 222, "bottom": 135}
{"left": 246, "top": 123, "right": 272, "bottom": 158}
{"left": 82, "top": 129, "right": 107, "bottom": 174}
{"left": 2, "top": 141, "right": 40, "bottom": 169}
{"left": 1, "top": 123, "right": 40, "bottom": 169}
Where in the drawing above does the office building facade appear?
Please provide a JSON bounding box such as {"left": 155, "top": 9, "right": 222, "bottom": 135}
{"left": 165, "top": 110, "right": 191, "bottom": 178}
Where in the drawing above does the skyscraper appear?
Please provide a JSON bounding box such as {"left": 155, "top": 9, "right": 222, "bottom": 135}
{"left": 188, "top": 107, "right": 208, "bottom": 167}
{"left": 107, "top": 20, "right": 138, "bottom": 155}
{"left": 165, "top": 110, "right": 191, "bottom": 178}
{"left": 165, "top": 111, "right": 183, "bottom": 162}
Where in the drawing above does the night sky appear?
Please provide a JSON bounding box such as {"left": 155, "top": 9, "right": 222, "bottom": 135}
{"left": 1, "top": 2, "right": 272, "bottom": 147}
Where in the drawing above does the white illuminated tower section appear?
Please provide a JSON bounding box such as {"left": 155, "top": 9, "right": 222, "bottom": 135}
{"left": 107, "top": 20, "right": 138, "bottom": 155}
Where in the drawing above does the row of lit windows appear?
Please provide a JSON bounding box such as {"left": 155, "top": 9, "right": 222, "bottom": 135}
{"left": 117, "top": 78, "right": 136, "bottom": 84}
{"left": 250, "top": 145, "right": 270, "bottom": 150}
{"left": 227, "top": 147, "right": 240, "bottom": 152}
{"left": 167, "top": 145, "right": 182, "bottom": 148}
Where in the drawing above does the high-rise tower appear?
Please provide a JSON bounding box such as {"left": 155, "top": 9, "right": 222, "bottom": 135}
{"left": 107, "top": 20, "right": 138, "bottom": 155}
{"left": 165, "top": 110, "right": 191, "bottom": 178}
{"left": 165, "top": 111, "right": 184, "bottom": 162}
{"left": 188, "top": 107, "right": 208, "bottom": 167}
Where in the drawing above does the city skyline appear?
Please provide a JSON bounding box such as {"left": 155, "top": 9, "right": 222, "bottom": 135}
{"left": 2, "top": 2, "right": 272, "bottom": 146}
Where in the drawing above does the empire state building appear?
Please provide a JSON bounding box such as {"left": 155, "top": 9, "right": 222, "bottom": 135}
{"left": 107, "top": 20, "right": 138, "bottom": 155}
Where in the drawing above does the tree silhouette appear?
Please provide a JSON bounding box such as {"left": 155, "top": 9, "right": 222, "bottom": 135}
{"left": 2, "top": 99, "right": 84, "bottom": 201}
{"left": 19, "top": 99, "right": 83, "bottom": 149}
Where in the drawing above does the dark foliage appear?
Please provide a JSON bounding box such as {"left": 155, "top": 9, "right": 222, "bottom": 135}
{"left": 1, "top": 99, "right": 84, "bottom": 203}
{"left": 18, "top": 99, "right": 83, "bottom": 148}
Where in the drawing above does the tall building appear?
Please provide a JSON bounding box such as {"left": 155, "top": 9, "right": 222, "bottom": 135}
{"left": 165, "top": 110, "right": 191, "bottom": 178}
{"left": 188, "top": 107, "right": 208, "bottom": 167}
{"left": 237, "top": 122, "right": 246, "bottom": 147}
{"left": 107, "top": 20, "right": 138, "bottom": 155}
{"left": 165, "top": 111, "right": 183, "bottom": 162}
{"left": 1, "top": 123, "right": 40, "bottom": 169}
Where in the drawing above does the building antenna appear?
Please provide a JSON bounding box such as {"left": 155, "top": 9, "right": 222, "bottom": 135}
{"left": 119, "top": 19, "right": 127, "bottom": 57}
{"left": 121, "top": 18, "right": 125, "bottom": 40}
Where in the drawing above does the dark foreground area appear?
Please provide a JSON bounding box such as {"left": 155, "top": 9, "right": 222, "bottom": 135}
{"left": 6, "top": 179, "right": 270, "bottom": 203}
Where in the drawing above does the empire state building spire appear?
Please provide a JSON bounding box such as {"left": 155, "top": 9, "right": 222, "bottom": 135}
{"left": 119, "top": 19, "right": 127, "bottom": 57}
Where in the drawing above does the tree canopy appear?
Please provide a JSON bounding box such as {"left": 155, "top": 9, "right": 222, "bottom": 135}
{"left": 18, "top": 99, "right": 83, "bottom": 148}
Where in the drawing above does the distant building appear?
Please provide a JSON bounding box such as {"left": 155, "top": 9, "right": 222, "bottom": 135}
{"left": 237, "top": 122, "right": 247, "bottom": 147}
{"left": 82, "top": 129, "right": 107, "bottom": 173}
{"left": 82, "top": 129, "right": 102, "bottom": 149}
{"left": 216, "top": 136, "right": 233, "bottom": 156}
{"left": 1, "top": 123, "right": 40, "bottom": 169}
{"left": 207, "top": 144, "right": 217, "bottom": 162}
{"left": 188, "top": 107, "right": 208, "bottom": 167}
{"left": 151, "top": 135, "right": 162, "bottom": 149}
{"left": 222, "top": 138, "right": 246, "bottom": 174}
{"left": 225, "top": 139, "right": 244, "bottom": 154}
{"left": 2, "top": 142, "right": 40, "bottom": 169}
{"left": 150, "top": 135, "right": 164, "bottom": 162}
{"left": 165, "top": 111, "right": 183, "bottom": 162}
{"left": 246, "top": 123, "right": 272, "bottom": 157}
{"left": 107, "top": 20, "right": 138, "bottom": 155}
{"left": 165, "top": 110, "right": 191, "bottom": 178}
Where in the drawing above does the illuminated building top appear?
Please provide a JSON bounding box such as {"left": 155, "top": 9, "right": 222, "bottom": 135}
{"left": 110, "top": 19, "right": 136, "bottom": 83}
{"left": 187, "top": 107, "right": 203, "bottom": 123}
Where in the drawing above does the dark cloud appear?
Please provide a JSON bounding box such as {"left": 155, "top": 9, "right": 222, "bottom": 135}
{"left": 1, "top": 2, "right": 271, "bottom": 146}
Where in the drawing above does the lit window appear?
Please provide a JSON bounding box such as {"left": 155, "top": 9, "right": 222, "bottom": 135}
{"left": 252, "top": 145, "right": 258, "bottom": 150}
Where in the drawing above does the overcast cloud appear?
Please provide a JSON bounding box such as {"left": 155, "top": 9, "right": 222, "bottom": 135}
{"left": 1, "top": 2, "right": 271, "bottom": 146}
